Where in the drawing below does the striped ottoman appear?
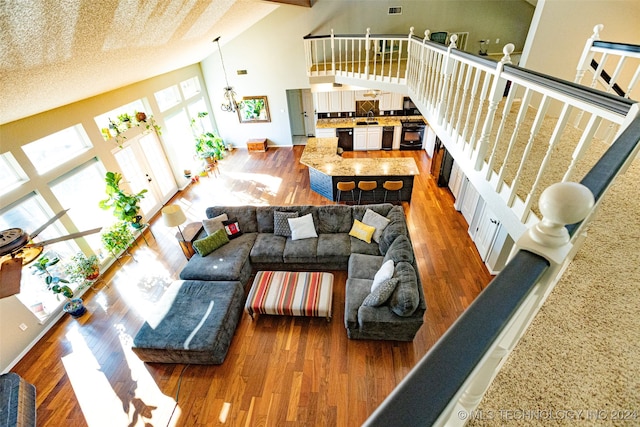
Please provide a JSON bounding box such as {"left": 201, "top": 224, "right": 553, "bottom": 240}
{"left": 246, "top": 271, "right": 334, "bottom": 321}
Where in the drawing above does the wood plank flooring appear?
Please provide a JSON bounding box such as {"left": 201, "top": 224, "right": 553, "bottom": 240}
{"left": 9, "top": 146, "right": 492, "bottom": 426}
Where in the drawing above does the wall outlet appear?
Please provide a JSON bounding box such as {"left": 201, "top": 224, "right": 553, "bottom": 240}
{"left": 495, "top": 38, "right": 500, "bottom": 44}
{"left": 19, "top": 323, "right": 28, "bottom": 331}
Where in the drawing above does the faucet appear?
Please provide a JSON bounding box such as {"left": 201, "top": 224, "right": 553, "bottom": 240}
{"left": 367, "top": 109, "right": 374, "bottom": 121}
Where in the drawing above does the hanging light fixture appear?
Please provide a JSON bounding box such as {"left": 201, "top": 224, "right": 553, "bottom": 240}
{"left": 214, "top": 36, "right": 239, "bottom": 113}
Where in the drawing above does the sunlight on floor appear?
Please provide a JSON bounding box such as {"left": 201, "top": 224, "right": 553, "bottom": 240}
{"left": 62, "top": 322, "right": 177, "bottom": 426}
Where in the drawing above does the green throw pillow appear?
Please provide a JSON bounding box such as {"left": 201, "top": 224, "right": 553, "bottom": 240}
{"left": 193, "top": 228, "right": 229, "bottom": 256}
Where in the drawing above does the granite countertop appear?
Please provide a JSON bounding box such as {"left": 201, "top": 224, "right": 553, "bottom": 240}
{"left": 300, "top": 137, "right": 420, "bottom": 176}
{"left": 315, "top": 115, "right": 425, "bottom": 129}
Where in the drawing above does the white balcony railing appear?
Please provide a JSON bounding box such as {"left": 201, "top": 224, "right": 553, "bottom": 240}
{"left": 304, "top": 26, "right": 640, "bottom": 426}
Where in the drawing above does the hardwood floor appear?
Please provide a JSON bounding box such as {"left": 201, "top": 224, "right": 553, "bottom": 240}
{"left": 10, "top": 146, "right": 492, "bottom": 426}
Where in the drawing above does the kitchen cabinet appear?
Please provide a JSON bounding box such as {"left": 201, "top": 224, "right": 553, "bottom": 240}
{"left": 341, "top": 91, "right": 355, "bottom": 112}
{"left": 354, "top": 127, "right": 382, "bottom": 151}
{"left": 379, "top": 92, "right": 404, "bottom": 111}
{"left": 315, "top": 91, "right": 355, "bottom": 113}
{"left": 315, "top": 128, "right": 336, "bottom": 138}
{"left": 457, "top": 177, "right": 480, "bottom": 225}
{"left": 448, "top": 161, "right": 464, "bottom": 199}
{"left": 315, "top": 93, "right": 331, "bottom": 113}
{"left": 393, "top": 125, "right": 402, "bottom": 150}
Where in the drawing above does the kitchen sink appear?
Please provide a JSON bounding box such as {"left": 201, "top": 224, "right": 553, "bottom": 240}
{"left": 355, "top": 121, "right": 378, "bottom": 125}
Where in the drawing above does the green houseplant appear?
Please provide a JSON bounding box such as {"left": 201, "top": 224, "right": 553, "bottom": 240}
{"left": 99, "top": 171, "right": 147, "bottom": 228}
{"left": 31, "top": 255, "right": 86, "bottom": 317}
{"left": 192, "top": 112, "right": 225, "bottom": 161}
{"left": 101, "top": 221, "right": 134, "bottom": 257}
{"left": 64, "top": 253, "right": 100, "bottom": 286}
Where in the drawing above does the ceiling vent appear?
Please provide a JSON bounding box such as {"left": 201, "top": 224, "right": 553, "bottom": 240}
{"left": 388, "top": 6, "right": 402, "bottom": 15}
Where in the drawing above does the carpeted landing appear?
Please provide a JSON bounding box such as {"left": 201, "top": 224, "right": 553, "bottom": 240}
{"left": 469, "top": 153, "right": 640, "bottom": 425}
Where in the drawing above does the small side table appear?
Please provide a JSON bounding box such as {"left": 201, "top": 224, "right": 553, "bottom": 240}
{"left": 177, "top": 222, "right": 204, "bottom": 260}
{"left": 247, "top": 138, "right": 268, "bottom": 152}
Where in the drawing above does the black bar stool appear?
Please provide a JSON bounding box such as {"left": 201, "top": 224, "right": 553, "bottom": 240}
{"left": 358, "top": 181, "right": 378, "bottom": 204}
{"left": 336, "top": 181, "right": 355, "bottom": 203}
{"left": 383, "top": 180, "right": 403, "bottom": 203}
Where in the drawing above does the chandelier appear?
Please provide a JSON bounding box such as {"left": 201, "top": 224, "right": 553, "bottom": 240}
{"left": 214, "top": 37, "right": 239, "bottom": 113}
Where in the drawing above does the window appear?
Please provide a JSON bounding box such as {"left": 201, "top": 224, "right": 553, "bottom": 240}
{"left": 0, "top": 152, "right": 29, "bottom": 195}
{"left": 49, "top": 159, "right": 112, "bottom": 255}
{"left": 154, "top": 86, "right": 182, "bottom": 112}
{"left": 0, "top": 193, "right": 79, "bottom": 320}
{"left": 180, "top": 77, "right": 201, "bottom": 100}
{"left": 21, "top": 125, "right": 92, "bottom": 175}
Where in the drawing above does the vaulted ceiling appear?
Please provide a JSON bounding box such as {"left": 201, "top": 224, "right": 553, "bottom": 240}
{"left": 0, "top": 0, "right": 309, "bottom": 125}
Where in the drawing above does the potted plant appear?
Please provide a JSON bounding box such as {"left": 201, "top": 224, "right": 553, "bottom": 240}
{"left": 118, "top": 113, "right": 132, "bottom": 128}
{"left": 99, "top": 171, "right": 147, "bottom": 228}
{"left": 31, "top": 255, "right": 86, "bottom": 317}
{"left": 192, "top": 112, "right": 225, "bottom": 163}
{"left": 64, "top": 253, "right": 100, "bottom": 286}
{"left": 135, "top": 111, "right": 147, "bottom": 123}
{"left": 101, "top": 221, "right": 134, "bottom": 257}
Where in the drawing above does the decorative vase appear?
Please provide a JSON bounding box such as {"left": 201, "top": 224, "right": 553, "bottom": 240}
{"left": 135, "top": 112, "right": 147, "bottom": 122}
{"left": 63, "top": 298, "right": 86, "bottom": 318}
{"left": 130, "top": 215, "right": 144, "bottom": 229}
{"left": 85, "top": 267, "right": 99, "bottom": 281}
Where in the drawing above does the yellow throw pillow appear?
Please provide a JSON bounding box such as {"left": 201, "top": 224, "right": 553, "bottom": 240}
{"left": 349, "top": 219, "right": 376, "bottom": 243}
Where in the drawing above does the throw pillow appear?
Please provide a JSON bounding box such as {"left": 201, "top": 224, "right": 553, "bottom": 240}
{"left": 192, "top": 229, "right": 229, "bottom": 256}
{"left": 203, "top": 213, "right": 228, "bottom": 235}
{"left": 288, "top": 213, "right": 318, "bottom": 240}
{"left": 371, "top": 259, "right": 395, "bottom": 292}
{"left": 274, "top": 211, "right": 299, "bottom": 237}
{"left": 222, "top": 218, "right": 243, "bottom": 240}
{"left": 362, "top": 278, "right": 399, "bottom": 307}
{"left": 362, "top": 209, "right": 390, "bottom": 243}
{"left": 349, "top": 219, "right": 376, "bottom": 243}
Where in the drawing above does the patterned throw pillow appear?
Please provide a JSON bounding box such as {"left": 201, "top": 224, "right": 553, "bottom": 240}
{"left": 349, "top": 219, "right": 376, "bottom": 243}
{"left": 222, "top": 218, "right": 243, "bottom": 239}
{"left": 274, "top": 211, "right": 299, "bottom": 237}
{"left": 362, "top": 278, "right": 399, "bottom": 307}
{"left": 192, "top": 228, "right": 229, "bottom": 256}
{"left": 203, "top": 213, "right": 228, "bottom": 235}
{"left": 362, "top": 208, "right": 391, "bottom": 243}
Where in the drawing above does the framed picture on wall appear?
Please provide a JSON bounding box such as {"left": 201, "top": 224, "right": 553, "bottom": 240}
{"left": 238, "top": 96, "right": 271, "bottom": 123}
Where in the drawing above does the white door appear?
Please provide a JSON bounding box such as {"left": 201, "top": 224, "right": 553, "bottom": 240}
{"left": 302, "top": 89, "right": 315, "bottom": 136}
{"left": 112, "top": 132, "right": 177, "bottom": 221}
{"left": 473, "top": 204, "right": 500, "bottom": 261}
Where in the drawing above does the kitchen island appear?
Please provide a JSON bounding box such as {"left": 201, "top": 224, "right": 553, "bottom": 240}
{"left": 300, "top": 137, "right": 419, "bottom": 203}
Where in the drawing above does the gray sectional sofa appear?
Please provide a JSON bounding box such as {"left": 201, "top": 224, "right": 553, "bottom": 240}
{"left": 179, "top": 203, "right": 426, "bottom": 342}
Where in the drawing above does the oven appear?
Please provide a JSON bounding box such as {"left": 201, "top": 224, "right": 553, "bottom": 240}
{"left": 400, "top": 121, "right": 425, "bottom": 150}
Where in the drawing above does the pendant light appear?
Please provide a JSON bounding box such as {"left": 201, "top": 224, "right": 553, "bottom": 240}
{"left": 214, "top": 36, "right": 239, "bottom": 113}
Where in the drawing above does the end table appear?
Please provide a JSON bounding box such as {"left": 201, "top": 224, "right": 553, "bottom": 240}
{"left": 177, "top": 222, "right": 204, "bottom": 260}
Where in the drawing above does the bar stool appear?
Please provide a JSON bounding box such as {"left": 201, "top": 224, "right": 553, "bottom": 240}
{"left": 383, "top": 180, "right": 404, "bottom": 203}
{"left": 358, "top": 181, "right": 378, "bottom": 204}
{"left": 336, "top": 181, "right": 355, "bottom": 204}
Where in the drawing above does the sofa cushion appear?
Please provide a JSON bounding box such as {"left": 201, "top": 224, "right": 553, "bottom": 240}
{"left": 363, "top": 277, "right": 399, "bottom": 307}
{"left": 274, "top": 211, "right": 298, "bottom": 237}
{"left": 350, "top": 236, "right": 381, "bottom": 256}
{"left": 379, "top": 206, "right": 408, "bottom": 255}
{"left": 383, "top": 235, "right": 415, "bottom": 265}
{"left": 203, "top": 213, "right": 228, "bottom": 235}
{"left": 256, "top": 206, "right": 305, "bottom": 233}
{"left": 344, "top": 277, "right": 374, "bottom": 330}
{"left": 206, "top": 206, "right": 258, "bottom": 232}
{"left": 179, "top": 232, "right": 257, "bottom": 281}
{"left": 317, "top": 234, "right": 351, "bottom": 264}
{"left": 362, "top": 208, "right": 390, "bottom": 243}
{"left": 193, "top": 228, "right": 229, "bottom": 256}
{"left": 283, "top": 237, "right": 318, "bottom": 263}
{"left": 348, "top": 253, "right": 383, "bottom": 280}
{"left": 389, "top": 261, "right": 419, "bottom": 317}
{"left": 288, "top": 213, "right": 318, "bottom": 240}
{"left": 250, "top": 233, "right": 286, "bottom": 264}
{"left": 349, "top": 219, "right": 376, "bottom": 243}
{"left": 352, "top": 204, "right": 394, "bottom": 222}
{"left": 316, "top": 205, "right": 353, "bottom": 233}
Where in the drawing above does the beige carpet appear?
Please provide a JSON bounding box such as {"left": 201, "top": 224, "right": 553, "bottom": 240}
{"left": 470, "top": 151, "right": 640, "bottom": 424}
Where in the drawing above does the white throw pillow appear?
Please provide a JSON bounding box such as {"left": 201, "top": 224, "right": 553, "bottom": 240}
{"left": 371, "top": 259, "right": 394, "bottom": 292}
{"left": 362, "top": 209, "right": 391, "bottom": 243}
{"left": 288, "top": 213, "right": 318, "bottom": 240}
{"left": 203, "top": 213, "right": 228, "bottom": 235}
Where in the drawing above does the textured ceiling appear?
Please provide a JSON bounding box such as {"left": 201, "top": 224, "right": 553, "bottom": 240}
{"left": 0, "top": 0, "right": 281, "bottom": 125}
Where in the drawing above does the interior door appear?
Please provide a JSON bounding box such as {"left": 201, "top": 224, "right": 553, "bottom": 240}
{"left": 301, "top": 89, "right": 315, "bottom": 136}
{"left": 112, "top": 132, "right": 177, "bottom": 221}
{"left": 287, "top": 90, "right": 305, "bottom": 136}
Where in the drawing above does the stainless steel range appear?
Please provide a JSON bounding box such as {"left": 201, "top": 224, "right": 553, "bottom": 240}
{"left": 400, "top": 120, "right": 425, "bottom": 150}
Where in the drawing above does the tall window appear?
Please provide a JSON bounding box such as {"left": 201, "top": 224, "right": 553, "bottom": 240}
{"left": 154, "top": 86, "right": 182, "bottom": 112}
{"left": 21, "top": 125, "right": 92, "bottom": 175}
{"left": 0, "top": 152, "right": 29, "bottom": 195}
{"left": 0, "top": 193, "right": 79, "bottom": 320}
{"left": 49, "top": 159, "right": 111, "bottom": 255}
{"left": 180, "top": 77, "right": 201, "bottom": 100}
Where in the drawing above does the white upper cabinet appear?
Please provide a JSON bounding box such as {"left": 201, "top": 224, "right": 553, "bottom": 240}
{"left": 341, "top": 91, "right": 355, "bottom": 112}
{"left": 380, "top": 92, "right": 404, "bottom": 111}
{"left": 315, "top": 91, "right": 356, "bottom": 113}
{"left": 315, "top": 92, "right": 331, "bottom": 113}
